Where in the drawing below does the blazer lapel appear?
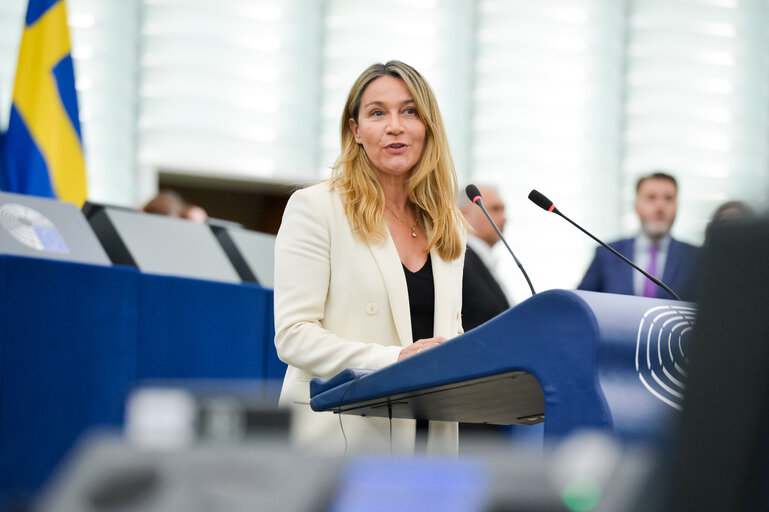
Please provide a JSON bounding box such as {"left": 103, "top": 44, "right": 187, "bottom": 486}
{"left": 431, "top": 245, "right": 453, "bottom": 338}
{"left": 431, "top": 219, "right": 464, "bottom": 338}
{"left": 368, "top": 234, "right": 413, "bottom": 347}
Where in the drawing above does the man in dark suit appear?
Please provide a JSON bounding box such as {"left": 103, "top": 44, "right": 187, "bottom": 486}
{"left": 578, "top": 172, "right": 699, "bottom": 301}
{"left": 459, "top": 184, "right": 512, "bottom": 331}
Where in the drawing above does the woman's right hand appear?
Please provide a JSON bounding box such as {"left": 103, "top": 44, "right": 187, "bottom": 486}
{"left": 398, "top": 336, "right": 447, "bottom": 361}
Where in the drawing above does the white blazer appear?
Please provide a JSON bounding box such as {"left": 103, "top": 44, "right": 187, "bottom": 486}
{"left": 273, "top": 182, "right": 465, "bottom": 455}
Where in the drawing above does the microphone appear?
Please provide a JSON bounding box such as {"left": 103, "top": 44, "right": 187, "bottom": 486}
{"left": 527, "top": 189, "right": 681, "bottom": 301}
{"left": 465, "top": 184, "right": 536, "bottom": 296}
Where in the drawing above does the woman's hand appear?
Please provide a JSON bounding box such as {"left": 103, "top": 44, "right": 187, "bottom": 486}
{"left": 397, "top": 336, "right": 447, "bottom": 361}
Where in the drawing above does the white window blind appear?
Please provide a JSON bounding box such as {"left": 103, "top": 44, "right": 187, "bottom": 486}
{"left": 622, "top": 0, "right": 769, "bottom": 240}
{"left": 472, "top": 0, "right": 626, "bottom": 300}
{"left": 137, "top": 0, "right": 324, "bottom": 190}
{"left": 320, "top": 0, "right": 476, "bottom": 180}
{"left": 69, "top": 0, "right": 141, "bottom": 205}
{"left": 0, "top": 0, "right": 26, "bottom": 129}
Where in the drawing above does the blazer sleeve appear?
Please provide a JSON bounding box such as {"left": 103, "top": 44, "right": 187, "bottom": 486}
{"left": 273, "top": 187, "right": 402, "bottom": 378}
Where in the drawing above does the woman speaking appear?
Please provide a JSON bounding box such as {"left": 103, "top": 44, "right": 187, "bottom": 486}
{"left": 274, "top": 61, "right": 466, "bottom": 455}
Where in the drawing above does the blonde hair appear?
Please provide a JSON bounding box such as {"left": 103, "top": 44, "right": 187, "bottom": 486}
{"left": 329, "top": 60, "right": 464, "bottom": 261}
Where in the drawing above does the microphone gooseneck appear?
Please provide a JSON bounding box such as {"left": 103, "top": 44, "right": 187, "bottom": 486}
{"left": 527, "top": 189, "right": 681, "bottom": 301}
{"left": 465, "top": 185, "right": 536, "bottom": 296}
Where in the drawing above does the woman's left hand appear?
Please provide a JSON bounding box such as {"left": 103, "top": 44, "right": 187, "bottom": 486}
{"left": 397, "top": 336, "right": 447, "bottom": 361}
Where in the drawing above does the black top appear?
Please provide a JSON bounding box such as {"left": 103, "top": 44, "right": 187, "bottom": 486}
{"left": 403, "top": 254, "right": 434, "bottom": 447}
{"left": 402, "top": 254, "right": 435, "bottom": 342}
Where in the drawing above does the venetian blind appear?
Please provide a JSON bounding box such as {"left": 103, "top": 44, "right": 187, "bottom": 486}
{"left": 137, "top": 0, "right": 324, "bottom": 194}
{"left": 621, "top": 0, "right": 769, "bottom": 238}
{"left": 472, "top": 0, "right": 626, "bottom": 299}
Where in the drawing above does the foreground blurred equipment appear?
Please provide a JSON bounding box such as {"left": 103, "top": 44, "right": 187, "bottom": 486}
{"left": 37, "top": 383, "right": 322, "bottom": 512}
{"left": 123, "top": 384, "right": 288, "bottom": 449}
{"left": 659, "top": 216, "right": 769, "bottom": 511}
{"left": 39, "top": 436, "right": 336, "bottom": 512}
{"left": 38, "top": 428, "right": 656, "bottom": 512}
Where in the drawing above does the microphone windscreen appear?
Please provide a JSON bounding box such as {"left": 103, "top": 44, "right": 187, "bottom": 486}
{"left": 528, "top": 189, "right": 554, "bottom": 211}
{"left": 465, "top": 184, "right": 482, "bottom": 203}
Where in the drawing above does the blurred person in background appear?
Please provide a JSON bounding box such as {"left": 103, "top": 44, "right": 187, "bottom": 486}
{"left": 142, "top": 189, "right": 208, "bottom": 223}
{"left": 578, "top": 171, "right": 700, "bottom": 301}
{"left": 458, "top": 184, "right": 512, "bottom": 331}
{"left": 710, "top": 200, "right": 755, "bottom": 223}
{"left": 704, "top": 200, "right": 756, "bottom": 246}
{"left": 458, "top": 184, "right": 516, "bottom": 447}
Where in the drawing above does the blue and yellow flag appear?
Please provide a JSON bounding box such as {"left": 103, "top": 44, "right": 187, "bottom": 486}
{"left": 1, "top": 0, "right": 87, "bottom": 206}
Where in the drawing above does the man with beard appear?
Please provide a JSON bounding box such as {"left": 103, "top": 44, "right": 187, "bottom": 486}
{"left": 578, "top": 172, "right": 700, "bottom": 301}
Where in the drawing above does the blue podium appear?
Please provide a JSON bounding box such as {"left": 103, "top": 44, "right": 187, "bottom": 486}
{"left": 311, "top": 290, "right": 696, "bottom": 441}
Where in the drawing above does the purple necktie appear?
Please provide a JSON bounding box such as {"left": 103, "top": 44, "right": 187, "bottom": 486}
{"left": 643, "top": 244, "right": 659, "bottom": 298}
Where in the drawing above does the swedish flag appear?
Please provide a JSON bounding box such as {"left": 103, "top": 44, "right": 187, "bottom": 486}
{"left": 1, "top": 0, "right": 87, "bottom": 206}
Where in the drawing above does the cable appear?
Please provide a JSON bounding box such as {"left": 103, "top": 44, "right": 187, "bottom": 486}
{"left": 388, "top": 400, "right": 393, "bottom": 455}
{"left": 336, "top": 374, "right": 362, "bottom": 456}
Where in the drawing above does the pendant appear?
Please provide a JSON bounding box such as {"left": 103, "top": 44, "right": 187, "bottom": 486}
{"left": 411, "top": 230, "right": 417, "bottom": 238}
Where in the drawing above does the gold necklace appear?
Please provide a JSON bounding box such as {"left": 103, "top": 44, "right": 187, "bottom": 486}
{"left": 385, "top": 206, "right": 419, "bottom": 238}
